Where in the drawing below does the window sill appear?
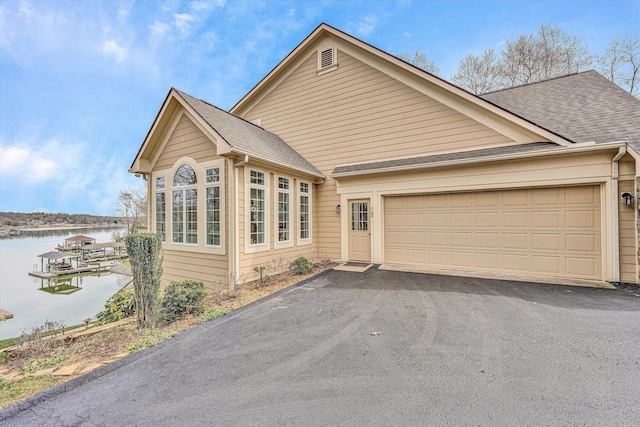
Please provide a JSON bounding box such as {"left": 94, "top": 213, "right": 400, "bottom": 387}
{"left": 316, "top": 64, "right": 338, "bottom": 76}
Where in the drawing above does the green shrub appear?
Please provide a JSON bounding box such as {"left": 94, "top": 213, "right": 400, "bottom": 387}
{"left": 289, "top": 256, "right": 313, "bottom": 275}
{"left": 96, "top": 287, "right": 136, "bottom": 324}
{"left": 126, "top": 233, "right": 163, "bottom": 329}
{"left": 127, "top": 335, "right": 158, "bottom": 353}
{"left": 253, "top": 266, "right": 272, "bottom": 287}
{"left": 197, "top": 308, "right": 227, "bottom": 324}
{"left": 159, "top": 280, "right": 207, "bottom": 323}
{"left": 21, "top": 349, "right": 69, "bottom": 374}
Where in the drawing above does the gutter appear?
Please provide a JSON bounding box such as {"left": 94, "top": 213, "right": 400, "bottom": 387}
{"left": 611, "top": 145, "right": 627, "bottom": 283}
{"left": 229, "top": 155, "right": 249, "bottom": 290}
{"left": 228, "top": 148, "right": 325, "bottom": 182}
{"left": 331, "top": 141, "right": 629, "bottom": 179}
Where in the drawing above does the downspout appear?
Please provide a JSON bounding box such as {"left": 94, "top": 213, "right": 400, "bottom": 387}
{"left": 230, "top": 155, "right": 249, "bottom": 289}
{"left": 611, "top": 146, "right": 626, "bottom": 283}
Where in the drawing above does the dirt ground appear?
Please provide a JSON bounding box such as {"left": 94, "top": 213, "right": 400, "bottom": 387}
{"left": 0, "top": 263, "right": 335, "bottom": 409}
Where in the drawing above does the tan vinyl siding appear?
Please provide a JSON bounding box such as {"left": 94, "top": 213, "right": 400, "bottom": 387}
{"left": 155, "top": 113, "right": 217, "bottom": 170}
{"left": 161, "top": 249, "right": 228, "bottom": 293}
{"left": 618, "top": 179, "right": 636, "bottom": 283}
{"left": 244, "top": 51, "right": 517, "bottom": 163}
{"left": 242, "top": 50, "right": 522, "bottom": 259}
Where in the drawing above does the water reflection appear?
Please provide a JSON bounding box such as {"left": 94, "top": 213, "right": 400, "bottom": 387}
{"left": 0, "top": 227, "right": 127, "bottom": 339}
{"left": 38, "top": 275, "right": 83, "bottom": 295}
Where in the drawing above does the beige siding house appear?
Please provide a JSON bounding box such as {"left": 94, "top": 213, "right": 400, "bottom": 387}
{"left": 130, "top": 23, "right": 640, "bottom": 290}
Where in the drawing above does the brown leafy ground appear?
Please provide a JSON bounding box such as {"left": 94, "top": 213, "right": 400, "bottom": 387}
{"left": 0, "top": 263, "right": 335, "bottom": 409}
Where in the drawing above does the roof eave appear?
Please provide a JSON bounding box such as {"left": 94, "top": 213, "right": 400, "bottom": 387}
{"left": 331, "top": 141, "right": 630, "bottom": 179}
{"left": 225, "top": 147, "right": 325, "bottom": 181}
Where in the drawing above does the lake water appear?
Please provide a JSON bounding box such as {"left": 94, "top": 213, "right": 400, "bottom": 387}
{"left": 0, "top": 227, "right": 128, "bottom": 339}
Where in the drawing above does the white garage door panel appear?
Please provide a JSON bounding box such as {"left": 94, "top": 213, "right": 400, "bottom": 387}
{"left": 384, "top": 186, "right": 602, "bottom": 280}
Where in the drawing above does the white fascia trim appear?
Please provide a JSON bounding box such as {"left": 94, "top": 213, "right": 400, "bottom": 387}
{"left": 331, "top": 141, "right": 630, "bottom": 179}
{"left": 228, "top": 147, "right": 325, "bottom": 181}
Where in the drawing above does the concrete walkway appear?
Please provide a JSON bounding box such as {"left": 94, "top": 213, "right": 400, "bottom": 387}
{"left": 2, "top": 268, "right": 640, "bottom": 426}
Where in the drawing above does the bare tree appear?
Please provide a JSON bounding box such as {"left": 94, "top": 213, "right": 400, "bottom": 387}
{"left": 452, "top": 25, "right": 592, "bottom": 93}
{"left": 116, "top": 185, "right": 147, "bottom": 234}
{"left": 501, "top": 25, "right": 592, "bottom": 86}
{"left": 599, "top": 35, "right": 639, "bottom": 97}
{"left": 451, "top": 49, "right": 503, "bottom": 94}
{"left": 398, "top": 51, "right": 440, "bottom": 75}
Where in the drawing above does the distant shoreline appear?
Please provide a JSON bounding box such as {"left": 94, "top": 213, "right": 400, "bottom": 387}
{"left": 20, "top": 225, "right": 124, "bottom": 232}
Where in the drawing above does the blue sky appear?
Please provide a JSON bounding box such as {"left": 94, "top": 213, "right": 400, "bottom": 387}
{"left": 1, "top": 0, "right": 638, "bottom": 216}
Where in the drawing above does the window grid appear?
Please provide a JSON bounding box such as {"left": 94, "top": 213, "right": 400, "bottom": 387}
{"left": 185, "top": 189, "right": 198, "bottom": 244}
{"left": 172, "top": 164, "right": 197, "bottom": 244}
{"left": 206, "top": 167, "right": 221, "bottom": 246}
{"left": 300, "top": 182, "right": 310, "bottom": 240}
{"left": 277, "top": 177, "right": 290, "bottom": 242}
{"left": 351, "top": 202, "right": 368, "bottom": 231}
{"left": 155, "top": 192, "right": 165, "bottom": 241}
{"left": 206, "top": 167, "right": 220, "bottom": 184}
{"left": 172, "top": 191, "right": 184, "bottom": 243}
{"left": 250, "top": 170, "right": 266, "bottom": 245}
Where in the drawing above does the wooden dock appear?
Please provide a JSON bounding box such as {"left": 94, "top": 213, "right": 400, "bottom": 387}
{"left": 0, "top": 309, "right": 13, "bottom": 321}
{"left": 29, "top": 262, "right": 118, "bottom": 279}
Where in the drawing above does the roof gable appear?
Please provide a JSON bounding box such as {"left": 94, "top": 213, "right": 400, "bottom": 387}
{"left": 130, "top": 89, "right": 323, "bottom": 178}
{"left": 174, "top": 91, "right": 323, "bottom": 177}
{"left": 482, "top": 70, "right": 640, "bottom": 150}
{"left": 231, "top": 23, "right": 573, "bottom": 147}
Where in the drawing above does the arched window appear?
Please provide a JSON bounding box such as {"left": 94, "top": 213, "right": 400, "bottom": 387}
{"left": 172, "top": 164, "right": 197, "bottom": 244}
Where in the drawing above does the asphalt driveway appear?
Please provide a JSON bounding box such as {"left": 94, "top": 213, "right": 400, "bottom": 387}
{"left": 3, "top": 268, "right": 640, "bottom": 426}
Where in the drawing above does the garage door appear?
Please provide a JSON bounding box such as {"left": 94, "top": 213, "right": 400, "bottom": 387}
{"left": 384, "top": 186, "right": 602, "bottom": 280}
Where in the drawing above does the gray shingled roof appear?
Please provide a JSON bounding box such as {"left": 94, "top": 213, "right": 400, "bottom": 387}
{"left": 332, "top": 142, "right": 560, "bottom": 176}
{"left": 482, "top": 71, "right": 640, "bottom": 151}
{"left": 174, "top": 90, "right": 324, "bottom": 178}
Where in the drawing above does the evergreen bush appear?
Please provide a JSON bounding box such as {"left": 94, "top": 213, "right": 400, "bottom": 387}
{"left": 96, "top": 287, "right": 135, "bottom": 324}
{"left": 159, "top": 280, "right": 207, "bottom": 323}
{"left": 289, "top": 256, "right": 313, "bottom": 275}
{"left": 126, "top": 233, "right": 163, "bottom": 329}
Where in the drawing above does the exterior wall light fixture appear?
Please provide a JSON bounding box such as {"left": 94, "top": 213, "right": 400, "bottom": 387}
{"left": 621, "top": 192, "right": 635, "bottom": 206}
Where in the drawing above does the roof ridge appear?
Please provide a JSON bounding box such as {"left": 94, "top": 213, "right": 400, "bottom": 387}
{"left": 482, "top": 70, "right": 596, "bottom": 95}
{"left": 174, "top": 88, "right": 272, "bottom": 133}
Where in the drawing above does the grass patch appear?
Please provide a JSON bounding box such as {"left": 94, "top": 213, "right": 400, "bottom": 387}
{"left": 126, "top": 328, "right": 180, "bottom": 353}
{"left": 0, "top": 337, "right": 18, "bottom": 350}
{"left": 0, "top": 376, "right": 61, "bottom": 410}
{"left": 21, "top": 349, "right": 69, "bottom": 375}
{"left": 197, "top": 308, "right": 226, "bottom": 324}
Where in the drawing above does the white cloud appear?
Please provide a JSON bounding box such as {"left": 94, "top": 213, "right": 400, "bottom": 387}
{"left": 175, "top": 13, "right": 195, "bottom": 36}
{"left": 190, "top": 0, "right": 225, "bottom": 11}
{"left": 0, "top": 136, "right": 139, "bottom": 214}
{"left": 150, "top": 21, "right": 170, "bottom": 39}
{"left": 0, "top": 141, "right": 62, "bottom": 184}
{"left": 404, "top": 32, "right": 412, "bottom": 38}
{"left": 103, "top": 39, "right": 127, "bottom": 62}
{"left": 117, "top": 0, "right": 134, "bottom": 20}
{"left": 350, "top": 15, "right": 378, "bottom": 37}
{"left": 17, "top": 0, "right": 33, "bottom": 18}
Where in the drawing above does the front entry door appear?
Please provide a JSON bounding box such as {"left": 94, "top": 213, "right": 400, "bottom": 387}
{"left": 348, "top": 199, "right": 371, "bottom": 262}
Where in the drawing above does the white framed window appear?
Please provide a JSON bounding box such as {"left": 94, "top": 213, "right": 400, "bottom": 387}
{"left": 299, "top": 181, "right": 311, "bottom": 241}
{"left": 249, "top": 170, "right": 266, "bottom": 246}
{"left": 276, "top": 176, "right": 290, "bottom": 243}
{"left": 155, "top": 176, "right": 166, "bottom": 241}
{"left": 205, "top": 167, "right": 221, "bottom": 247}
{"left": 172, "top": 164, "right": 198, "bottom": 244}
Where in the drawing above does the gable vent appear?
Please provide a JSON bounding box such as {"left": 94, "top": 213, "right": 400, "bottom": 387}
{"left": 320, "top": 48, "right": 333, "bottom": 68}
